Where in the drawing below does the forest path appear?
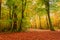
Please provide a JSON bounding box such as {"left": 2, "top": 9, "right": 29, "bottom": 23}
{"left": 0, "top": 30, "right": 60, "bottom": 40}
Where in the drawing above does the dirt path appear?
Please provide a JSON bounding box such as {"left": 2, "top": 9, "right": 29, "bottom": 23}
{"left": 0, "top": 31, "right": 60, "bottom": 40}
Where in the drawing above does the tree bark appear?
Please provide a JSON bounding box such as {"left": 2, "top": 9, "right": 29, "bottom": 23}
{"left": 0, "top": 0, "right": 1, "bottom": 31}
{"left": 46, "top": 16, "right": 49, "bottom": 29}
{"left": 0, "top": 0, "right": 1, "bottom": 19}
{"left": 12, "top": 5, "right": 17, "bottom": 31}
{"left": 39, "top": 17, "right": 42, "bottom": 29}
{"left": 44, "top": 0, "right": 55, "bottom": 31}
{"left": 20, "top": 0, "right": 26, "bottom": 31}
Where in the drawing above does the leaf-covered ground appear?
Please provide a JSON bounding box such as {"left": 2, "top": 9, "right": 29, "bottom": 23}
{"left": 0, "top": 30, "right": 60, "bottom": 40}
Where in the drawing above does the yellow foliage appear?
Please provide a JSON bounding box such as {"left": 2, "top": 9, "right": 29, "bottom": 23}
{"left": 30, "top": 17, "right": 35, "bottom": 28}
{"left": 35, "top": 14, "right": 40, "bottom": 28}
{"left": 56, "top": 2, "right": 60, "bottom": 6}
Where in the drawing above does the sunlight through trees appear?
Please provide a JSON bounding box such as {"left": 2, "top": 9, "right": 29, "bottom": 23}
{"left": 0, "top": 0, "right": 60, "bottom": 32}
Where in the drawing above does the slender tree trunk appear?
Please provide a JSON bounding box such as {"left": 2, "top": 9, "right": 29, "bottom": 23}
{"left": 0, "top": 0, "right": 1, "bottom": 19}
{"left": 46, "top": 16, "right": 49, "bottom": 29}
{"left": 8, "top": 6, "right": 13, "bottom": 31}
{"left": 9, "top": 7, "right": 12, "bottom": 19}
{"left": 44, "top": 0, "right": 55, "bottom": 31}
{"left": 0, "top": 0, "right": 1, "bottom": 31}
{"left": 12, "top": 5, "right": 17, "bottom": 31}
{"left": 20, "top": 0, "right": 26, "bottom": 31}
{"left": 39, "top": 17, "right": 42, "bottom": 29}
{"left": 5, "top": 7, "right": 12, "bottom": 31}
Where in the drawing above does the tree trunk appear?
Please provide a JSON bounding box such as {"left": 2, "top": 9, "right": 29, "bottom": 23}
{"left": 9, "top": 7, "right": 12, "bottom": 19}
{"left": 13, "top": 13, "right": 17, "bottom": 31}
{"left": 20, "top": 0, "right": 26, "bottom": 31}
{"left": 9, "top": 7, "right": 13, "bottom": 31}
{"left": 12, "top": 6, "right": 17, "bottom": 31}
{"left": 44, "top": 0, "right": 55, "bottom": 31}
{"left": 0, "top": 0, "right": 1, "bottom": 19}
{"left": 39, "top": 17, "right": 42, "bottom": 29}
{"left": 0, "top": 0, "right": 1, "bottom": 31}
{"left": 46, "top": 16, "right": 49, "bottom": 29}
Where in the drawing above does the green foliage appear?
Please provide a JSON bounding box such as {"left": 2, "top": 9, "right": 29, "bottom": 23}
{"left": 0, "top": 0, "right": 60, "bottom": 32}
{"left": 6, "top": 0, "right": 14, "bottom": 7}
{"left": 21, "top": 17, "right": 31, "bottom": 31}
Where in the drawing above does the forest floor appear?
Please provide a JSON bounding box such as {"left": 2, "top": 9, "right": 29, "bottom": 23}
{"left": 0, "top": 30, "right": 60, "bottom": 40}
